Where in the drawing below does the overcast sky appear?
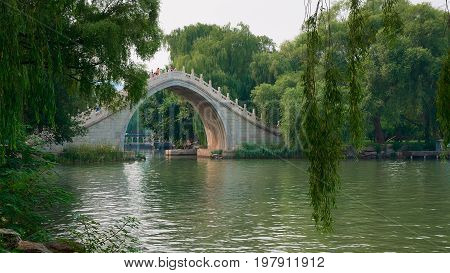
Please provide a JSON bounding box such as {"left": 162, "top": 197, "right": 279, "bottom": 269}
{"left": 142, "top": 0, "right": 446, "bottom": 70}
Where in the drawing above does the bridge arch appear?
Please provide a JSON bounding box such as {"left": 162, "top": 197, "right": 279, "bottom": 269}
{"left": 69, "top": 70, "right": 281, "bottom": 153}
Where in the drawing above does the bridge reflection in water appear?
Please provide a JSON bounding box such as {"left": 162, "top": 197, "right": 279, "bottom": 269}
{"left": 124, "top": 134, "right": 151, "bottom": 149}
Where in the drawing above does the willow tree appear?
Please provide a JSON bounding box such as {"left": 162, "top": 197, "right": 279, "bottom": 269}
{"left": 301, "top": 0, "right": 411, "bottom": 231}
{"left": 165, "top": 23, "right": 275, "bottom": 102}
{"left": 0, "top": 0, "right": 162, "bottom": 159}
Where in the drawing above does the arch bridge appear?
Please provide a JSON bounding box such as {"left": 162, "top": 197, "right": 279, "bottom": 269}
{"left": 67, "top": 70, "right": 281, "bottom": 155}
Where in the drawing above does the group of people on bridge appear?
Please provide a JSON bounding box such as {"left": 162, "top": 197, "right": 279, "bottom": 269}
{"left": 149, "top": 65, "right": 176, "bottom": 78}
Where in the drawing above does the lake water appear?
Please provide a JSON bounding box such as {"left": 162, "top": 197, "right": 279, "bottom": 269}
{"left": 51, "top": 154, "right": 450, "bottom": 252}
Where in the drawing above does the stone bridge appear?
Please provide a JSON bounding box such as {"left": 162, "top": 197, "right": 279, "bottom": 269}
{"left": 67, "top": 70, "right": 281, "bottom": 154}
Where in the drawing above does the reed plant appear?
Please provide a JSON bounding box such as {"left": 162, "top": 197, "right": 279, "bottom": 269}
{"left": 58, "top": 145, "right": 136, "bottom": 163}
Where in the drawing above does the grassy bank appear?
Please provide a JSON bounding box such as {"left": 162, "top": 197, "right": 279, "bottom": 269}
{"left": 235, "top": 143, "right": 301, "bottom": 159}
{"left": 235, "top": 142, "right": 448, "bottom": 160}
{"left": 58, "top": 145, "right": 144, "bottom": 163}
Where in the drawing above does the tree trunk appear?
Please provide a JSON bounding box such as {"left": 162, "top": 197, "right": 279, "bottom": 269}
{"left": 373, "top": 115, "right": 384, "bottom": 144}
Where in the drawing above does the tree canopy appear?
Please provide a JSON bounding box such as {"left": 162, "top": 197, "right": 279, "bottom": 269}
{"left": 250, "top": 0, "right": 447, "bottom": 145}
{"left": 0, "top": 0, "right": 162, "bottom": 157}
{"left": 166, "top": 23, "right": 275, "bottom": 102}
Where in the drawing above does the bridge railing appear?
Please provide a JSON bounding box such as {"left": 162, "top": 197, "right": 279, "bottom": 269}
{"left": 148, "top": 69, "right": 280, "bottom": 134}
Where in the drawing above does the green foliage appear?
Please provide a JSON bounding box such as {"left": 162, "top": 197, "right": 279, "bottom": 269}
{"left": 251, "top": 72, "right": 302, "bottom": 127}
{"left": 249, "top": 52, "right": 278, "bottom": 85}
{"left": 251, "top": 84, "right": 282, "bottom": 126}
{"left": 192, "top": 112, "right": 207, "bottom": 147}
{"left": 392, "top": 141, "right": 402, "bottom": 152}
{"left": 365, "top": 2, "right": 446, "bottom": 143}
{"left": 301, "top": 0, "right": 345, "bottom": 232}
{"left": 439, "top": 150, "right": 450, "bottom": 160}
{"left": 0, "top": 141, "right": 72, "bottom": 240}
{"left": 280, "top": 85, "right": 304, "bottom": 149}
{"left": 138, "top": 90, "right": 206, "bottom": 145}
{"left": 250, "top": 37, "right": 306, "bottom": 85}
{"left": 126, "top": 111, "right": 146, "bottom": 135}
{"left": 210, "top": 150, "right": 223, "bottom": 155}
{"left": 250, "top": 1, "right": 446, "bottom": 148}
{"left": 59, "top": 145, "right": 135, "bottom": 163}
{"left": 308, "top": 48, "right": 344, "bottom": 232}
{"left": 234, "top": 143, "right": 300, "bottom": 159}
{"left": 70, "top": 215, "right": 140, "bottom": 253}
{"left": 175, "top": 0, "right": 449, "bottom": 232}
{"left": 0, "top": 0, "right": 162, "bottom": 159}
{"left": 374, "top": 143, "right": 382, "bottom": 154}
{"left": 403, "top": 141, "right": 435, "bottom": 151}
{"left": 347, "top": 0, "right": 368, "bottom": 150}
{"left": 302, "top": 10, "right": 329, "bottom": 231}
{"left": 437, "top": 50, "right": 450, "bottom": 146}
{"left": 166, "top": 23, "right": 274, "bottom": 102}
{"left": 382, "top": 0, "right": 403, "bottom": 37}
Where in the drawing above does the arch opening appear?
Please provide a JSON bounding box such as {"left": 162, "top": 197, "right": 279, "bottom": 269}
{"left": 121, "top": 85, "right": 227, "bottom": 152}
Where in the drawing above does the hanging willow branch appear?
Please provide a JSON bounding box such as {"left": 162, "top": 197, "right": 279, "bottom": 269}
{"left": 302, "top": 0, "right": 343, "bottom": 232}
{"left": 347, "top": 0, "right": 367, "bottom": 150}
{"left": 0, "top": 0, "right": 61, "bottom": 160}
{"left": 300, "top": 0, "right": 412, "bottom": 232}
{"left": 302, "top": 12, "right": 322, "bottom": 229}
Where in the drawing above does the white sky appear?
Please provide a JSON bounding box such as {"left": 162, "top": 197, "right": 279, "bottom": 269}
{"left": 141, "top": 0, "right": 446, "bottom": 70}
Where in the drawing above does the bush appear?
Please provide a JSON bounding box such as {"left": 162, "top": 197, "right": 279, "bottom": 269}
{"left": 392, "top": 141, "right": 402, "bottom": 152}
{"left": 403, "top": 141, "right": 435, "bottom": 151}
{"left": 423, "top": 142, "right": 435, "bottom": 151}
{"left": 70, "top": 216, "right": 140, "bottom": 253}
{"left": 0, "top": 241, "right": 5, "bottom": 253}
{"left": 0, "top": 143, "right": 72, "bottom": 241}
{"left": 59, "top": 145, "right": 132, "bottom": 163}
{"left": 210, "top": 149, "right": 223, "bottom": 155}
{"left": 374, "top": 143, "right": 382, "bottom": 154}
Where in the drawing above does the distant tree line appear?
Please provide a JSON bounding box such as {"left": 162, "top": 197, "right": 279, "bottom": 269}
{"left": 152, "top": 0, "right": 448, "bottom": 147}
